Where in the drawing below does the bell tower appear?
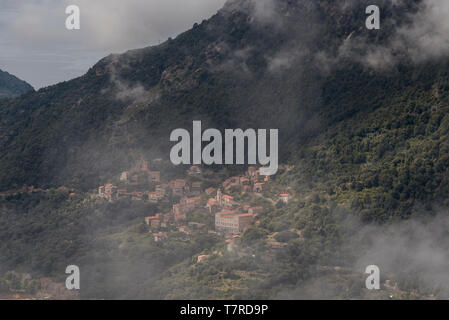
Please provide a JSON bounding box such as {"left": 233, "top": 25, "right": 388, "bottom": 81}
{"left": 216, "top": 189, "right": 222, "bottom": 206}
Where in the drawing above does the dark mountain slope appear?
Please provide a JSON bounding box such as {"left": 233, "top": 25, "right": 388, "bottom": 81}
{"left": 0, "top": 0, "right": 423, "bottom": 193}
{"left": 0, "top": 69, "right": 34, "bottom": 99}
{"left": 2, "top": 0, "right": 446, "bottom": 221}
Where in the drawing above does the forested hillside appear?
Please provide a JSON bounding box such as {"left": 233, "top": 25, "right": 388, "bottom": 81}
{"left": 1, "top": 0, "right": 448, "bottom": 299}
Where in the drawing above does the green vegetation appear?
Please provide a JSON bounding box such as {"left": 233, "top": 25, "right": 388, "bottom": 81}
{"left": 0, "top": 0, "right": 446, "bottom": 299}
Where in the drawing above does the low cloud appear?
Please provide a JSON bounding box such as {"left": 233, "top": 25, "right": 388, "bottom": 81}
{"left": 355, "top": 211, "right": 449, "bottom": 297}
{"left": 397, "top": 0, "right": 449, "bottom": 62}
{"left": 277, "top": 207, "right": 449, "bottom": 299}
{"left": 100, "top": 54, "right": 159, "bottom": 104}
{"left": 267, "top": 46, "right": 309, "bottom": 73}
{"left": 318, "top": 0, "right": 449, "bottom": 72}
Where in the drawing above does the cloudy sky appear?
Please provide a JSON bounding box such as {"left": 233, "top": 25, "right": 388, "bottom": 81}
{"left": 0, "top": 0, "right": 227, "bottom": 89}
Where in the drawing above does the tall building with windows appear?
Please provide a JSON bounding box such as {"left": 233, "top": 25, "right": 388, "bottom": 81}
{"left": 215, "top": 210, "right": 255, "bottom": 234}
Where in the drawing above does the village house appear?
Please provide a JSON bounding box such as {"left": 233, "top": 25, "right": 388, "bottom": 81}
{"left": 248, "top": 206, "right": 263, "bottom": 215}
{"left": 161, "top": 213, "right": 172, "bottom": 227}
{"left": 155, "top": 213, "right": 164, "bottom": 220}
{"left": 180, "top": 196, "right": 202, "bottom": 211}
{"left": 206, "top": 198, "right": 219, "bottom": 214}
{"left": 215, "top": 210, "right": 256, "bottom": 234}
{"left": 148, "top": 191, "right": 162, "bottom": 202}
{"left": 179, "top": 226, "right": 192, "bottom": 235}
{"left": 131, "top": 191, "right": 144, "bottom": 201}
{"left": 170, "top": 179, "right": 189, "bottom": 196}
{"left": 215, "top": 189, "right": 237, "bottom": 208}
{"left": 133, "top": 159, "right": 150, "bottom": 172}
{"left": 154, "top": 232, "right": 168, "bottom": 242}
{"left": 145, "top": 216, "right": 161, "bottom": 229}
{"left": 205, "top": 187, "right": 216, "bottom": 196}
{"left": 197, "top": 255, "right": 209, "bottom": 263}
{"left": 119, "top": 159, "right": 162, "bottom": 186}
{"left": 104, "top": 184, "right": 117, "bottom": 194}
{"left": 98, "top": 184, "right": 118, "bottom": 201}
{"left": 117, "top": 189, "right": 129, "bottom": 200}
{"left": 223, "top": 176, "right": 240, "bottom": 189}
{"left": 191, "top": 181, "right": 203, "bottom": 194}
{"left": 222, "top": 195, "right": 235, "bottom": 207}
{"left": 120, "top": 171, "right": 130, "bottom": 182}
{"left": 188, "top": 165, "right": 202, "bottom": 175}
{"left": 151, "top": 219, "right": 161, "bottom": 229}
{"left": 279, "top": 194, "right": 291, "bottom": 204}
{"left": 222, "top": 178, "right": 231, "bottom": 187}
{"left": 148, "top": 171, "right": 161, "bottom": 183}
{"left": 170, "top": 179, "right": 188, "bottom": 189}
{"left": 155, "top": 184, "right": 169, "bottom": 196}
{"left": 225, "top": 182, "right": 241, "bottom": 193}
{"left": 253, "top": 182, "right": 265, "bottom": 193}
{"left": 172, "top": 186, "right": 184, "bottom": 197}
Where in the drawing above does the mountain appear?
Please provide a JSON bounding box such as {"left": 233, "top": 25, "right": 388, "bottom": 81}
{"left": 0, "top": 0, "right": 422, "bottom": 192}
{"left": 1, "top": 0, "right": 449, "bottom": 299}
{"left": 0, "top": 69, "right": 34, "bottom": 99}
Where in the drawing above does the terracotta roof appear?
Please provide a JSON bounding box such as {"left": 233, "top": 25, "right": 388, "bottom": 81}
{"left": 217, "top": 210, "right": 238, "bottom": 216}
{"left": 238, "top": 213, "right": 254, "bottom": 217}
{"left": 207, "top": 198, "right": 218, "bottom": 205}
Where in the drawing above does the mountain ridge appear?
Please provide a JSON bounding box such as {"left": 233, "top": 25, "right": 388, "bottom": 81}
{"left": 0, "top": 0, "right": 422, "bottom": 191}
{"left": 0, "top": 69, "right": 34, "bottom": 99}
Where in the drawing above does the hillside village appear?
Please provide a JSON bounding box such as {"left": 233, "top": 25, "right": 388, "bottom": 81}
{"left": 97, "top": 159, "right": 291, "bottom": 247}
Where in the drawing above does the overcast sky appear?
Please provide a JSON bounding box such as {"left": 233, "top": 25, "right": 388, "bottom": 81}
{"left": 0, "top": 0, "right": 227, "bottom": 89}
